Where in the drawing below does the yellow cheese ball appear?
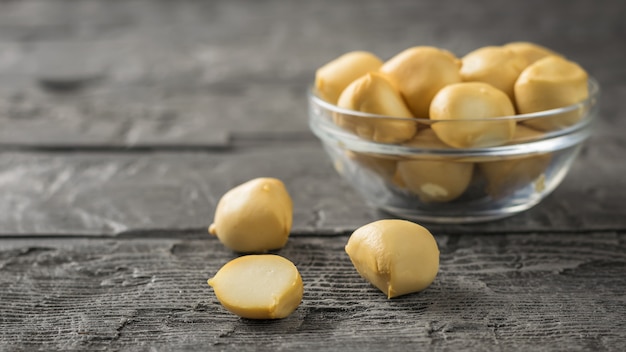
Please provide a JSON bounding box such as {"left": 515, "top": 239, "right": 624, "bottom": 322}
{"left": 345, "top": 219, "right": 439, "bottom": 298}
{"left": 208, "top": 255, "right": 303, "bottom": 319}
{"left": 503, "top": 41, "right": 562, "bottom": 64}
{"left": 380, "top": 46, "right": 461, "bottom": 118}
{"left": 515, "top": 55, "right": 589, "bottom": 131}
{"left": 460, "top": 46, "right": 530, "bottom": 101}
{"left": 395, "top": 129, "right": 474, "bottom": 203}
{"left": 430, "top": 82, "right": 516, "bottom": 148}
{"left": 209, "top": 178, "right": 293, "bottom": 253}
{"left": 315, "top": 51, "right": 384, "bottom": 104}
{"left": 346, "top": 151, "right": 398, "bottom": 182}
{"left": 335, "top": 72, "right": 417, "bottom": 143}
{"left": 479, "top": 125, "right": 552, "bottom": 198}
{"left": 508, "top": 122, "right": 546, "bottom": 143}
{"left": 480, "top": 154, "right": 552, "bottom": 199}
{"left": 399, "top": 127, "right": 446, "bottom": 149}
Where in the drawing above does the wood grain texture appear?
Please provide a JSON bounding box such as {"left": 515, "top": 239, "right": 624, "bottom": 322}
{"left": 0, "top": 0, "right": 623, "bottom": 236}
{"left": 1, "top": 233, "right": 624, "bottom": 351}
{"left": 0, "top": 0, "right": 623, "bottom": 146}
{"left": 0, "top": 134, "right": 624, "bottom": 236}
{"left": 0, "top": 144, "right": 369, "bottom": 236}
{"left": 1, "top": 0, "right": 625, "bottom": 350}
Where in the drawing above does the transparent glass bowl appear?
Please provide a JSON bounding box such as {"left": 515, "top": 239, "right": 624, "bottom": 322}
{"left": 308, "top": 79, "right": 600, "bottom": 223}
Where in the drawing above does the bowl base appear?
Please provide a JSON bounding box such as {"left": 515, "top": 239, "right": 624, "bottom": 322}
{"left": 374, "top": 197, "right": 543, "bottom": 224}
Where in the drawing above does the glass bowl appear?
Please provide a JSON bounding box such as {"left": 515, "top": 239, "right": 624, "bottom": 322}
{"left": 308, "top": 79, "right": 600, "bottom": 223}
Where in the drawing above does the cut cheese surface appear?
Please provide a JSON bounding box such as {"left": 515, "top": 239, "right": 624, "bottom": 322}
{"left": 208, "top": 255, "right": 303, "bottom": 319}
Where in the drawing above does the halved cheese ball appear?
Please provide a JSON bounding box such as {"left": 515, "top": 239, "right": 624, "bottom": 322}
{"left": 460, "top": 46, "right": 529, "bottom": 101}
{"left": 515, "top": 55, "right": 589, "bottom": 131}
{"left": 315, "top": 51, "right": 383, "bottom": 104}
{"left": 380, "top": 46, "right": 461, "bottom": 118}
{"left": 395, "top": 129, "right": 474, "bottom": 203}
{"left": 503, "top": 41, "right": 562, "bottom": 64}
{"left": 209, "top": 178, "right": 293, "bottom": 253}
{"left": 208, "top": 255, "right": 303, "bottom": 319}
{"left": 430, "top": 82, "right": 516, "bottom": 148}
{"left": 335, "top": 72, "right": 417, "bottom": 143}
{"left": 345, "top": 219, "right": 439, "bottom": 298}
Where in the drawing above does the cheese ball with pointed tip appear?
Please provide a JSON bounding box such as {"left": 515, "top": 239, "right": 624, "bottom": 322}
{"left": 209, "top": 178, "right": 293, "bottom": 253}
{"left": 315, "top": 51, "right": 383, "bottom": 104}
{"left": 345, "top": 219, "right": 439, "bottom": 298}
{"left": 515, "top": 55, "right": 589, "bottom": 131}
{"left": 395, "top": 129, "right": 474, "bottom": 203}
{"left": 208, "top": 255, "right": 303, "bottom": 319}
{"left": 430, "top": 82, "right": 516, "bottom": 148}
{"left": 335, "top": 72, "right": 417, "bottom": 143}
{"left": 503, "top": 41, "right": 562, "bottom": 64}
{"left": 460, "top": 46, "right": 529, "bottom": 101}
{"left": 380, "top": 46, "right": 462, "bottom": 118}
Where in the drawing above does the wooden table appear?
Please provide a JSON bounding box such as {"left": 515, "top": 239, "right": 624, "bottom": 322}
{"left": 1, "top": 1, "right": 625, "bottom": 350}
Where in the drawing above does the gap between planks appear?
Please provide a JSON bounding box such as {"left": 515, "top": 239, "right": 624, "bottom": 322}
{"left": 0, "top": 131, "right": 319, "bottom": 153}
{"left": 0, "top": 227, "right": 624, "bottom": 241}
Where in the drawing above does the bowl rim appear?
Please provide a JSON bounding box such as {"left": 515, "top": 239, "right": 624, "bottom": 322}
{"left": 308, "top": 78, "right": 599, "bottom": 157}
{"left": 309, "top": 77, "right": 600, "bottom": 123}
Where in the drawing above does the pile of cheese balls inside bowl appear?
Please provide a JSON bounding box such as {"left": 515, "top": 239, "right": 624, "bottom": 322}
{"left": 309, "top": 42, "right": 599, "bottom": 223}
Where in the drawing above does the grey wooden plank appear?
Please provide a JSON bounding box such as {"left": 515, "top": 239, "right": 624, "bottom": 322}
{"left": 0, "top": 0, "right": 623, "bottom": 147}
{"left": 0, "top": 131, "right": 623, "bottom": 236}
{"left": 0, "top": 232, "right": 624, "bottom": 351}
{"left": 0, "top": 143, "right": 370, "bottom": 236}
{"left": 0, "top": 2, "right": 624, "bottom": 351}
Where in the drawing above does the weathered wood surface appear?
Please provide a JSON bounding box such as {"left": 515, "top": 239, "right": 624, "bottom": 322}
{"left": 1, "top": 0, "right": 626, "bottom": 351}
{"left": 0, "top": 0, "right": 624, "bottom": 147}
{"left": 0, "top": 0, "right": 624, "bottom": 236}
{"left": 0, "top": 135, "right": 625, "bottom": 236}
{"left": 1, "top": 233, "right": 625, "bottom": 351}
